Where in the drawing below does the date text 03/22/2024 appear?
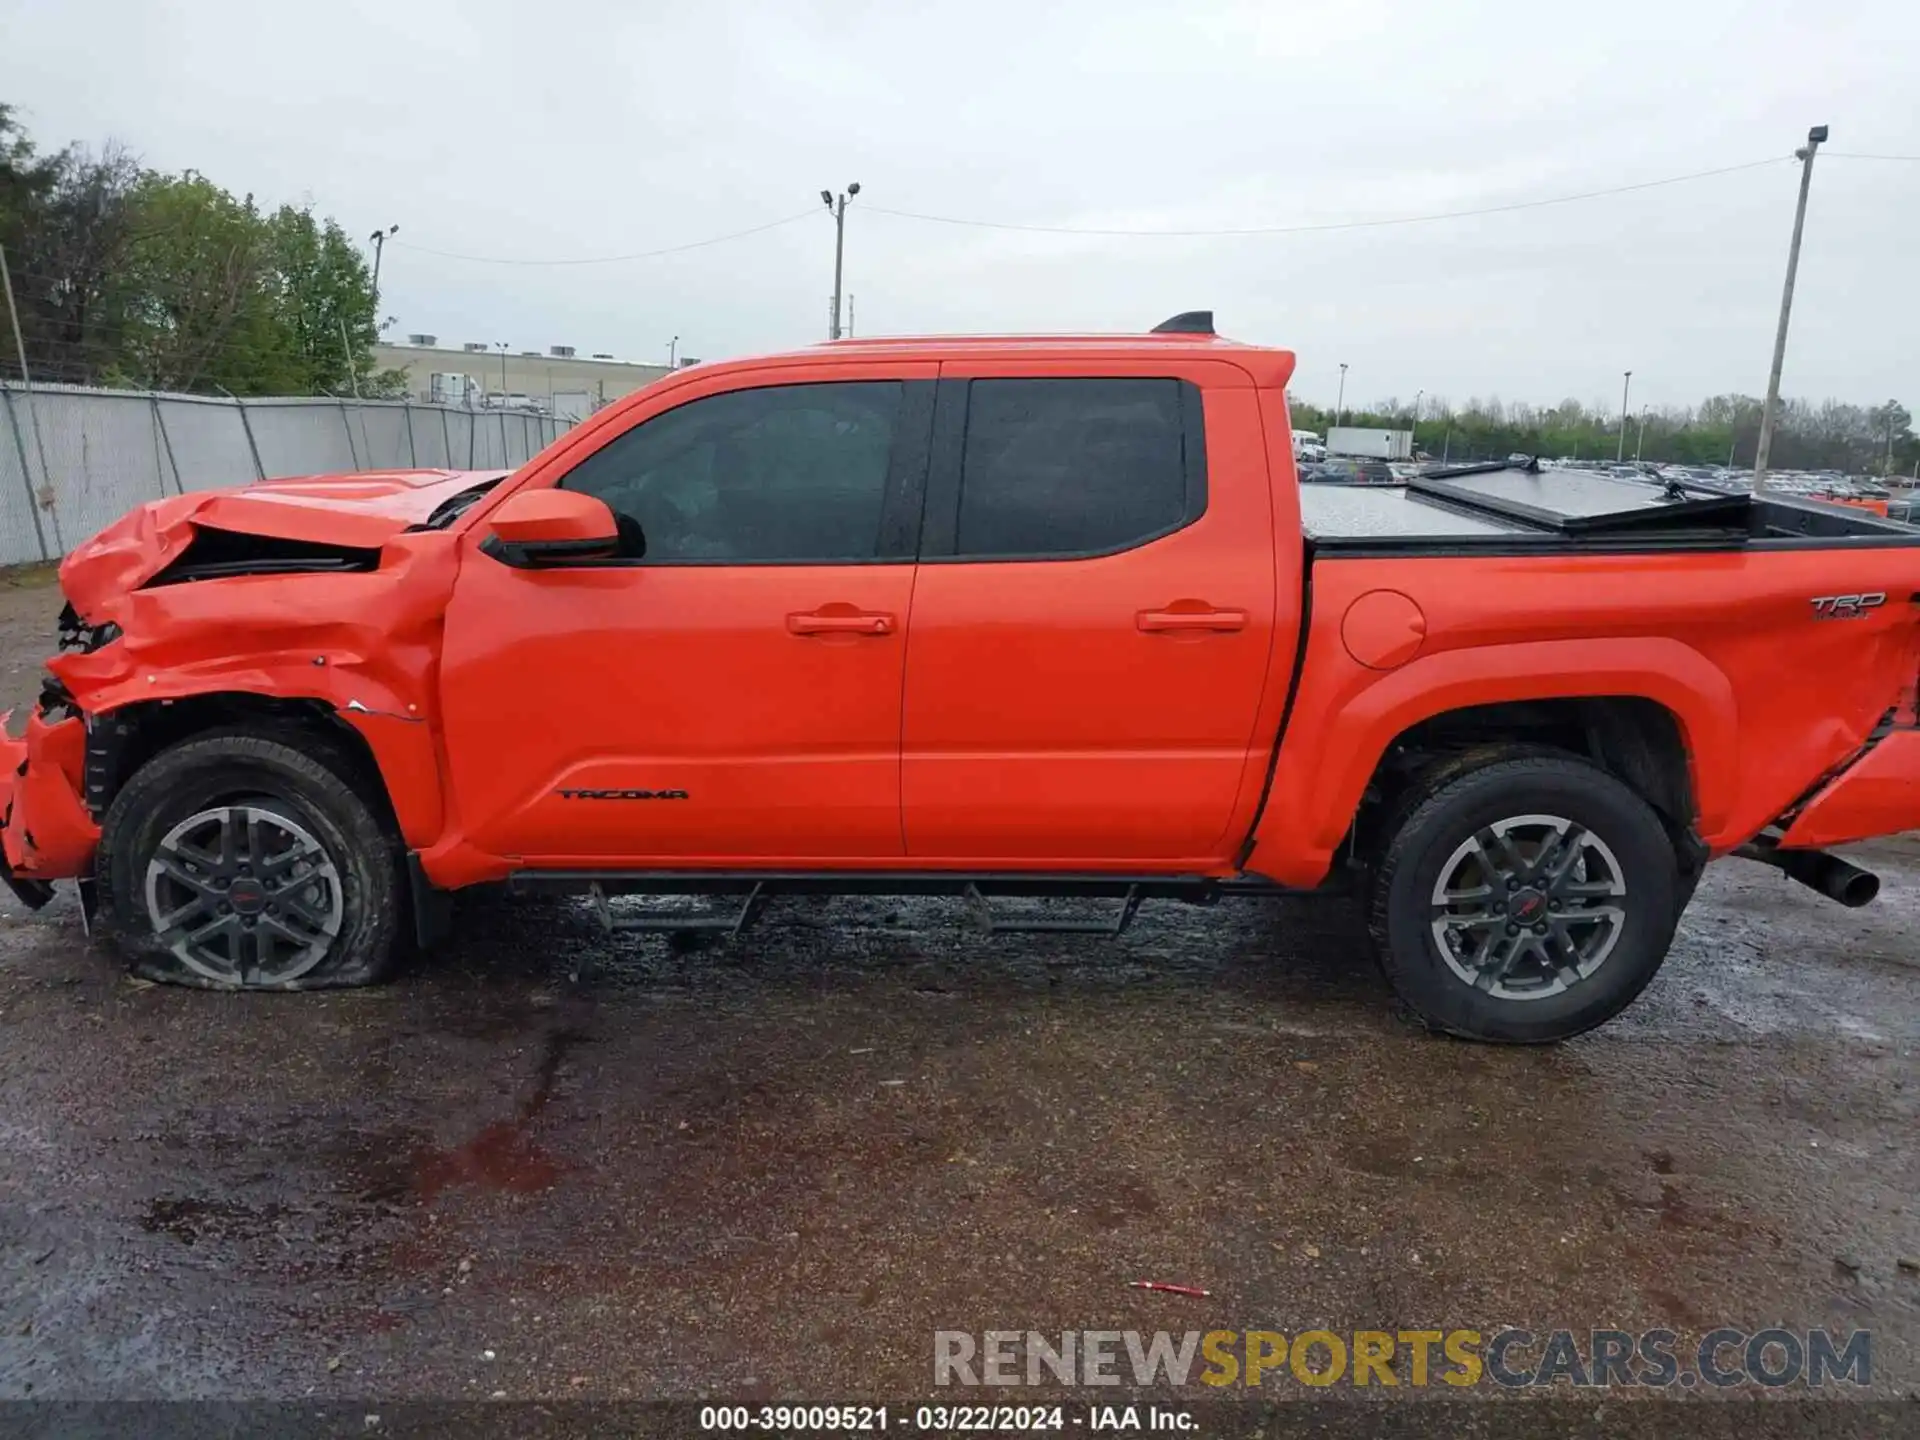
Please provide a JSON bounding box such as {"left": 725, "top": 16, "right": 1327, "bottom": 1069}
{"left": 697, "top": 1405, "right": 1193, "bottom": 1431}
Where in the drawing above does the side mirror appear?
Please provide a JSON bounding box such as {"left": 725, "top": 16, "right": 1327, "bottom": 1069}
{"left": 480, "top": 489, "right": 622, "bottom": 567}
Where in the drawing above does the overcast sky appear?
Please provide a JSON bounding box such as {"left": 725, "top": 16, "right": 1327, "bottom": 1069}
{"left": 6, "top": 0, "right": 1916, "bottom": 413}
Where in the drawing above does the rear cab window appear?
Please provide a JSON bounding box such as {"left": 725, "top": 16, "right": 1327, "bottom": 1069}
{"left": 922, "top": 377, "right": 1207, "bottom": 559}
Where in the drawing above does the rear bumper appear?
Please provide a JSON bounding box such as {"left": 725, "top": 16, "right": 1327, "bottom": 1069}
{"left": 0, "top": 707, "right": 100, "bottom": 905}
{"left": 1779, "top": 729, "right": 1920, "bottom": 850}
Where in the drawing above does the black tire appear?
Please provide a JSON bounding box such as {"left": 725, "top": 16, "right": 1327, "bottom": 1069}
{"left": 95, "top": 729, "right": 404, "bottom": 990}
{"left": 1367, "top": 754, "right": 1680, "bottom": 1043}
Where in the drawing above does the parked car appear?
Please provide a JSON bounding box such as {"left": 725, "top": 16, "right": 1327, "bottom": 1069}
{"left": 1311, "top": 456, "right": 1396, "bottom": 484}
{"left": 7, "top": 313, "right": 1920, "bottom": 1043}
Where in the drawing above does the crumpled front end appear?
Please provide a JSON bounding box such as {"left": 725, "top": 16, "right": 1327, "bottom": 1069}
{"left": 0, "top": 690, "right": 100, "bottom": 908}
{"left": 0, "top": 470, "right": 488, "bottom": 912}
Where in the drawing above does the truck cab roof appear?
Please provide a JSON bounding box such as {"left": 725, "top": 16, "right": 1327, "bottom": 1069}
{"left": 667, "top": 313, "right": 1297, "bottom": 390}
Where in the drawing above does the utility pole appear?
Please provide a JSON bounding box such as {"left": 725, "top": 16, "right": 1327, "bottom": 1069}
{"left": 1410, "top": 388, "right": 1422, "bottom": 449}
{"left": 1754, "top": 125, "right": 1828, "bottom": 494}
{"left": 1617, "top": 371, "right": 1632, "bottom": 462}
{"left": 1336, "top": 363, "right": 1349, "bottom": 427}
{"left": 668, "top": 335, "right": 679, "bottom": 369}
{"left": 339, "top": 318, "right": 360, "bottom": 398}
{"left": 495, "top": 342, "right": 509, "bottom": 403}
{"left": 820, "top": 183, "right": 861, "bottom": 340}
{"left": 847, "top": 295, "right": 856, "bottom": 338}
{"left": 368, "top": 225, "right": 399, "bottom": 311}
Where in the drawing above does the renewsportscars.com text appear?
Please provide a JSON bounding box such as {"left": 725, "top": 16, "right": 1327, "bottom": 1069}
{"left": 933, "top": 1327, "right": 1871, "bottom": 1389}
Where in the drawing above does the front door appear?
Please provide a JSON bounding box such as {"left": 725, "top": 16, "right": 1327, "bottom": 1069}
{"left": 437, "top": 368, "right": 934, "bottom": 866}
{"left": 901, "top": 364, "right": 1279, "bottom": 864}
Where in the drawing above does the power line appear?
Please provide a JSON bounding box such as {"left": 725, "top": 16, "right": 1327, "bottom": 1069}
{"left": 1826, "top": 152, "right": 1920, "bottom": 162}
{"left": 388, "top": 209, "right": 820, "bottom": 266}
{"left": 859, "top": 156, "right": 1792, "bottom": 237}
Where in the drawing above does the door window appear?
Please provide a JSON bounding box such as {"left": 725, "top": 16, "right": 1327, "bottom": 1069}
{"left": 559, "top": 381, "right": 904, "bottom": 562}
{"left": 947, "top": 378, "right": 1205, "bottom": 559}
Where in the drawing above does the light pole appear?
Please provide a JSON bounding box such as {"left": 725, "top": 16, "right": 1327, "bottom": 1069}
{"left": 1336, "top": 363, "right": 1348, "bottom": 427}
{"left": 1754, "top": 125, "right": 1829, "bottom": 494}
{"left": 494, "top": 341, "right": 509, "bottom": 401}
{"left": 821, "top": 183, "right": 861, "bottom": 340}
{"left": 668, "top": 335, "right": 679, "bottom": 369}
{"left": 1635, "top": 405, "right": 1649, "bottom": 463}
{"left": 1410, "top": 388, "right": 1422, "bottom": 450}
{"left": 368, "top": 225, "right": 399, "bottom": 310}
{"left": 1617, "top": 371, "right": 1632, "bottom": 462}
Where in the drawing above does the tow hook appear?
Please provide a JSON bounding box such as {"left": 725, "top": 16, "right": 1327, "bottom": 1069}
{"left": 1735, "top": 842, "right": 1880, "bottom": 907}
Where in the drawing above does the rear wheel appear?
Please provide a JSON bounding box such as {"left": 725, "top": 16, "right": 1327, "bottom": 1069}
{"left": 96, "top": 731, "right": 403, "bottom": 989}
{"left": 1367, "top": 754, "right": 1680, "bottom": 1042}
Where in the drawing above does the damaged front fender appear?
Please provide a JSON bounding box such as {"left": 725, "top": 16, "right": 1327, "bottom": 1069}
{"left": 0, "top": 707, "right": 99, "bottom": 902}
{"left": 52, "top": 532, "right": 463, "bottom": 850}
{"left": 6, "top": 469, "right": 503, "bottom": 889}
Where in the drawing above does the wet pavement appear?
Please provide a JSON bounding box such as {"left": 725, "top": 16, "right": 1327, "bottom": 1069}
{"left": 0, "top": 570, "right": 1915, "bottom": 1418}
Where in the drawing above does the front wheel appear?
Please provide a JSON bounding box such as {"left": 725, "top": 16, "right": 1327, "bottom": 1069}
{"left": 95, "top": 730, "right": 404, "bottom": 989}
{"left": 1367, "top": 755, "right": 1680, "bottom": 1043}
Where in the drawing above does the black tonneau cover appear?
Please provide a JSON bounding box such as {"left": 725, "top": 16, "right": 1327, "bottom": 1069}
{"left": 1410, "top": 465, "right": 1748, "bottom": 534}
{"left": 1299, "top": 463, "right": 1917, "bottom": 552}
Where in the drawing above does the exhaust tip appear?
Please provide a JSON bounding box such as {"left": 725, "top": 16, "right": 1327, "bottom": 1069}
{"left": 1736, "top": 844, "right": 1881, "bottom": 908}
{"left": 1835, "top": 868, "right": 1880, "bottom": 908}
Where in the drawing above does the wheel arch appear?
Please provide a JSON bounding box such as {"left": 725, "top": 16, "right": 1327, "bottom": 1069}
{"left": 1346, "top": 696, "right": 1704, "bottom": 874}
{"left": 1243, "top": 637, "right": 1734, "bottom": 886}
{"left": 86, "top": 691, "right": 434, "bottom": 845}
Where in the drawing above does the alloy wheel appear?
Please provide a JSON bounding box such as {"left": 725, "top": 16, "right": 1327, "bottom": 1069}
{"left": 143, "top": 804, "right": 344, "bottom": 985}
{"left": 1428, "top": 813, "right": 1627, "bottom": 1001}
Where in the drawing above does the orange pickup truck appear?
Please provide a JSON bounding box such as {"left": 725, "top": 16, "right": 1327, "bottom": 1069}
{"left": 6, "top": 313, "right": 1919, "bottom": 1042}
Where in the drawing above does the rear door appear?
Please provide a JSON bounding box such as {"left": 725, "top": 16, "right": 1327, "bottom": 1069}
{"left": 900, "top": 360, "right": 1278, "bottom": 864}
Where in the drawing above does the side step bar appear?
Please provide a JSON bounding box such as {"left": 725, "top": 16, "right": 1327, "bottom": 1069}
{"left": 587, "top": 880, "right": 769, "bottom": 938}
{"left": 585, "top": 880, "right": 1152, "bottom": 940}
{"left": 515, "top": 869, "right": 1307, "bottom": 900}
{"left": 515, "top": 868, "right": 1323, "bottom": 942}
{"left": 964, "top": 882, "right": 1145, "bottom": 936}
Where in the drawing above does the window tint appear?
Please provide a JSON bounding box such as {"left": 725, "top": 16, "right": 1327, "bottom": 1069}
{"left": 559, "top": 381, "right": 902, "bottom": 562}
{"left": 955, "top": 378, "right": 1201, "bottom": 558}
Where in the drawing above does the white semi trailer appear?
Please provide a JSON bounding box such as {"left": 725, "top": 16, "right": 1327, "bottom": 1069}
{"left": 1327, "top": 426, "right": 1413, "bottom": 460}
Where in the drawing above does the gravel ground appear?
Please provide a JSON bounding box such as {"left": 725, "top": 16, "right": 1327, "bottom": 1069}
{"left": 0, "top": 566, "right": 1914, "bottom": 1429}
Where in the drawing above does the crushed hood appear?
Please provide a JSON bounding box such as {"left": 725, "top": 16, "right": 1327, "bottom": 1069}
{"left": 59, "top": 469, "right": 508, "bottom": 616}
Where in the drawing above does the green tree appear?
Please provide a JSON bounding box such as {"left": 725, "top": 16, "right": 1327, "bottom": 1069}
{"left": 1293, "top": 388, "right": 1911, "bottom": 474}
{"left": 1870, "top": 400, "right": 1915, "bottom": 475}
{"left": 0, "top": 105, "right": 141, "bottom": 386}
{"left": 267, "top": 205, "right": 398, "bottom": 396}
{"left": 116, "top": 171, "right": 281, "bottom": 393}
{"left": 5, "top": 104, "right": 391, "bottom": 397}
{"left": 112, "top": 179, "right": 393, "bottom": 396}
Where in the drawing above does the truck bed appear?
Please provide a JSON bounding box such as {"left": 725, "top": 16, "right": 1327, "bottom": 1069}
{"left": 1300, "top": 464, "right": 1918, "bottom": 554}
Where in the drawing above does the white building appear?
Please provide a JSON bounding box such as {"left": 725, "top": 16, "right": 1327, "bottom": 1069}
{"left": 374, "top": 337, "right": 677, "bottom": 414}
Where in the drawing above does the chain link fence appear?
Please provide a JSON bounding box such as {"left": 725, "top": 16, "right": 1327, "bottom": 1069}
{"left": 0, "top": 383, "right": 571, "bottom": 567}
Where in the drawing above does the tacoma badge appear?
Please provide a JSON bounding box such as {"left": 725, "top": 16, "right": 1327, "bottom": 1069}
{"left": 556, "top": 788, "right": 690, "bottom": 800}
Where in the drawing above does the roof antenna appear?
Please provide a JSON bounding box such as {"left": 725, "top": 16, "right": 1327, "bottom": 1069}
{"left": 1150, "top": 310, "right": 1215, "bottom": 335}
